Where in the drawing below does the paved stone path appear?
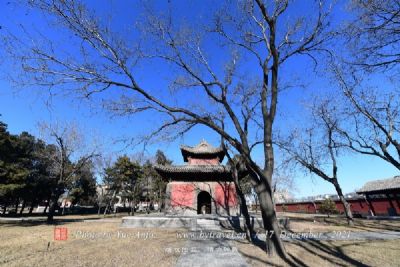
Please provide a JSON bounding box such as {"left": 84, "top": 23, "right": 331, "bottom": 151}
{"left": 175, "top": 238, "right": 249, "bottom": 267}
{"left": 174, "top": 230, "right": 400, "bottom": 267}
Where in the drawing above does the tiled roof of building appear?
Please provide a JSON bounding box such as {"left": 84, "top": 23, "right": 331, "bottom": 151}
{"left": 180, "top": 140, "right": 224, "bottom": 154}
{"left": 357, "top": 175, "right": 400, "bottom": 194}
{"left": 154, "top": 164, "right": 231, "bottom": 174}
{"left": 180, "top": 140, "right": 225, "bottom": 162}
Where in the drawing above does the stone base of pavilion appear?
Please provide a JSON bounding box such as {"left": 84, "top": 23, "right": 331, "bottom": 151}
{"left": 121, "top": 214, "right": 288, "bottom": 231}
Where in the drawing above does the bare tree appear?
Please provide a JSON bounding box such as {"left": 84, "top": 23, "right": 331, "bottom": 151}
{"left": 38, "top": 122, "right": 99, "bottom": 222}
{"left": 225, "top": 152, "right": 255, "bottom": 241}
{"left": 278, "top": 99, "right": 354, "bottom": 225}
{"left": 333, "top": 67, "right": 400, "bottom": 170}
{"left": 327, "top": 0, "right": 400, "bottom": 186}
{"left": 272, "top": 162, "right": 296, "bottom": 203}
{"left": 2, "top": 0, "right": 333, "bottom": 258}
{"left": 345, "top": 0, "right": 400, "bottom": 71}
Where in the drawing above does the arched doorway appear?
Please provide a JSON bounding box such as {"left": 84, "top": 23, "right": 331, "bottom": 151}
{"left": 197, "top": 191, "right": 212, "bottom": 214}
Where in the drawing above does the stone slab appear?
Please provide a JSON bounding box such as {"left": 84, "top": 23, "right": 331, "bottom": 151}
{"left": 121, "top": 215, "right": 289, "bottom": 231}
{"left": 121, "top": 216, "right": 197, "bottom": 229}
{"left": 175, "top": 239, "right": 249, "bottom": 267}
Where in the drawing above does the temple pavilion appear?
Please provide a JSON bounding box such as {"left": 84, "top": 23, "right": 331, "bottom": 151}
{"left": 154, "top": 140, "right": 239, "bottom": 216}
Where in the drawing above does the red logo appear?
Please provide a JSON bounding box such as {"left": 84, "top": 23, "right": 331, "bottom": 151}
{"left": 54, "top": 227, "right": 68, "bottom": 241}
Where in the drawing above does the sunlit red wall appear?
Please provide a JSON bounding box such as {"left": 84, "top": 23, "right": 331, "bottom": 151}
{"left": 215, "top": 183, "right": 237, "bottom": 207}
{"left": 188, "top": 157, "right": 219, "bottom": 165}
{"left": 170, "top": 184, "right": 195, "bottom": 207}
{"left": 275, "top": 197, "right": 400, "bottom": 216}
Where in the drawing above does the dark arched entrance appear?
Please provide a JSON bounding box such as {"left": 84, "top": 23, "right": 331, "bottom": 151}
{"left": 197, "top": 191, "right": 211, "bottom": 214}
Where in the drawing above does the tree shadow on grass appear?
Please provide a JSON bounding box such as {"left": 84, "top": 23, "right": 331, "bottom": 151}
{"left": 238, "top": 236, "right": 374, "bottom": 267}
{"left": 289, "top": 239, "right": 372, "bottom": 267}
{"left": 237, "top": 249, "right": 289, "bottom": 267}
{"left": 319, "top": 217, "right": 400, "bottom": 232}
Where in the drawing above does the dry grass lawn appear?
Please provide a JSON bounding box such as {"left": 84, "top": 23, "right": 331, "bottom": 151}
{"left": 1, "top": 214, "right": 399, "bottom": 267}
{"left": 279, "top": 212, "right": 400, "bottom": 232}
{"left": 286, "top": 218, "right": 400, "bottom": 233}
{"left": 0, "top": 220, "right": 185, "bottom": 267}
{"left": 238, "top": 213, "right": 400, "bottom": 267}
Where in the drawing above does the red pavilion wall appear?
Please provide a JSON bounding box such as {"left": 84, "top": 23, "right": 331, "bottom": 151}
{"left": 170, "top": 184, "right": 195, "bottom": 207}
{"left": 188, "top": 157, "right": 219, "bottom": 165}
{"left": 215, "top": 183, "right": 237, "bottom": 207}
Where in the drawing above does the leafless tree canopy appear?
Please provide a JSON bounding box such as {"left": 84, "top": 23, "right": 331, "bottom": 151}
{"left": 2, "top": 0, "right": 333, "bottom": 258}
{"left": 278, "top": 98, "right": 343, "bottom": 183}
{"left": 37, "top": 121, "right": 99, "bottom": 222}
{"left": 346, "top": 0, "right": 400, "bottom": 71}
{"left": 333, "top": 68, "right": 400, "bottom": 170}
{"left": 277, "top": 98, "right": 354, "bottom": 224}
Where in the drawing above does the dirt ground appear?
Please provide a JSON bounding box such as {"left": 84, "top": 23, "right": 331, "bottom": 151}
{"left": 1, "top": 214, "right": 399, "bottom": 267}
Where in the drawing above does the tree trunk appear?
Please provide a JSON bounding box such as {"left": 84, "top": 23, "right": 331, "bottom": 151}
{"left": 28, "top": 201, "right": 35, "bottom": 215}
{"left": 235, "top": 182, "right": 255, "bottom": 241}
{"left": 159, "top": 189, "right": 162, "bottom": 212}
{"left": 364, "top": 195, "right": 375, "bottom": 216}
{"left": 104, "top": 190, "right": 117, "bottom": 216}
{"left": 14, "top": 198, "right": 19, "bottom": 214}
{"left": 130, "top": 199, "right": 135, "bottom": 216}
{"left": 255, "top": 194, "right": 259, "bottom": 214}
{"left": 47, "top": 195, "right": 58, "bottom": 223}
{"left": 62, "top": 191, "right": 69, "bottom": 215}
{"left": 19, "top": 199, "right": 26, "bottom": 215}
{"left": 333, "top": 180, "right": 354, "bottom": 226}
{"left": 43, "top": 203, "right": 48, "bottom": 214}
{"left": 256, "top": 182, "right": 288, "bottom": 259}
{"left": 43, "top": 194, "right": 51, "bottom": 215}
{"left": 47, "top": 191, "right": 62, "bottom": 223}
{"left": 231, "top": 167, "right": 255, "bottom": 242}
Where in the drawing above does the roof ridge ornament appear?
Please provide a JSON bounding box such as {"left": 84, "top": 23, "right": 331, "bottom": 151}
{"left": 180, "top": 139, "right": 225, "bottom": 162}
{"left": 198, "top": 139, "right": 210, "bottom": 147}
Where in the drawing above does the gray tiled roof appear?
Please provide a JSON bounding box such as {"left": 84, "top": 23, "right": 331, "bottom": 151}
{"left": 180, "top": 140, "right": 224, "bottom": 154}
{"left": 154, "top": 164, "right": 231, "bottom": 174}
{"left": 357, "top": 175, "right": 400, "bottom": 194}
{"left": 180, "top": 140, "right": 226, "bottom": 162}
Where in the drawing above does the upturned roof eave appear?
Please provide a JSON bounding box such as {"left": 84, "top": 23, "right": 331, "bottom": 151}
{"left": 154, "top": 164, "right": 231, "bottom": 174}
{"left": 179, "top": 140, "right": 226, "bottom": 162}
{"left": 356, "top": 176, "right": 400, "bottom": 194}
{"left": 180, "top": 148, "right": 225, "bottom": 162}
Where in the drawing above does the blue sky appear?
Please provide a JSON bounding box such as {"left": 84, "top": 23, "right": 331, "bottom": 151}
{"left": 0, "top": 1, "right": 398, "bottom": 198}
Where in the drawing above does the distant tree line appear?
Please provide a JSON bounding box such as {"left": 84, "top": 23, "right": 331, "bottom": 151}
{"left": 0, "top": 119, "right": 97, "bottom": 220}
{"left": 100, "top": 150, "right": 171, "bottom": 216}
{"left": 0, "top": 119, "right": 172, "bottom": 221}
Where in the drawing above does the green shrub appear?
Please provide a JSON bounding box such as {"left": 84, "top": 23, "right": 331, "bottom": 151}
{"left": 318, "top": 199, "right": 338, "bottom": 217}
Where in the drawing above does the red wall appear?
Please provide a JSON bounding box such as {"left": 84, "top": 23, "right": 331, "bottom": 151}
{"left": 276, "top": 197, "right": 400, "bottom": 216}
{"left": 170, "top": 184, "right": 195, "bottom": 207}
{"left": 188, "top": 157, "right": 219, "bottom": 165}
{"left": 215, "top": 183, "right": 237, "bottom": 207}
